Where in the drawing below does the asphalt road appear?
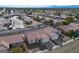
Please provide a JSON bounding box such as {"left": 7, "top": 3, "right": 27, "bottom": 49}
{"left": 0, "top": 25, "right": 47, "bottom": 36}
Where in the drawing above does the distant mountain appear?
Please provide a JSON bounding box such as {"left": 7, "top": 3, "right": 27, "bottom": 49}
{"left": 49, "top": 5, "right": 79, "bottom": 8}
{"left": 0, "top": 5, "right": 79, "bottom": 8}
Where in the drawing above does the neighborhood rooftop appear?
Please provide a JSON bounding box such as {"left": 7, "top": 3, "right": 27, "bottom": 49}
{"left": 0, "top": 34, "right": 24, "bottom": 44}
{"left": 60, "top": 23, "right": 79, "bottom": 31}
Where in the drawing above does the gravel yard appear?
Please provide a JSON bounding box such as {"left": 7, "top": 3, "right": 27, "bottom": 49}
{"left": 53, "top": 40, "right": 79, "bottom": 53}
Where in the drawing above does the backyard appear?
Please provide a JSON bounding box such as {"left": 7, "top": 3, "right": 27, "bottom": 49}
{"left": 53, "top": 40, "right": 79, "bottom": 53}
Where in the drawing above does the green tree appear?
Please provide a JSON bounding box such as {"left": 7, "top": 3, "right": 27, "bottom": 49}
{"left": 24, "top": 21, "right": 32, "bottom": 25}
{"left": 64, "top": 30, "right": 75, "bottom": 38}
{"left": 33, "top": 16, "right": 42, "bottom": 22}
{"left": 42, "top": 20, "right": 54, "bottom": 26}
{"left": 63, "top": 17, "right": 74, "bottom": 25}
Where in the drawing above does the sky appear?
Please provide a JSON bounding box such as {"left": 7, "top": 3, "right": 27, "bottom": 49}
{"left": 0, "top": 0, "right": 78, "bottom": 8}
{"left": 0, "top": 0, "right": 79, "bottom": 5}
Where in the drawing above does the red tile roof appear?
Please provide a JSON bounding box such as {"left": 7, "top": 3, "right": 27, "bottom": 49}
{"left": 24, "top": 26, "right": 58, "bottom": 41}
{"left": 61, "top": 23, "right": 79, "bottom": 31}
{"left": 0, "top": 34, "right": 24, "bottom": 44}
{"left": 43, "top": 27, "right": 58, "bottom": 36}
{"left": 25, "top": 32, "right": 36, "bottom": 41}
{"left": 36, "top": 33, "right": 49, "bottom": 40}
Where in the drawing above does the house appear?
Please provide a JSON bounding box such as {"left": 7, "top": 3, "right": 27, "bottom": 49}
{"left": 52, "top": 18, "right": 64, "bottom": 24}
{"left": 24, "top": 28, "right": 55, "bottom": 50}
{"left": 24, "top": 29, "right": 44, "bottom": 44}
{"left": 0, "top": 45, "right": 9, "bottom": 53}
{"left": 21, "top": 14, "right": 43, "bottom": 28}
{"left": 24, "top": 27, "right": 44, "bottom": 44}
{"left": 0, "top": 34, "right": 24, "bottom": 49}
{"left": 60, "top": 14, "right": 68, "bottom": 19}
{"left": 0, "top": 17, "right": 11, "bottom": 24}
{"left": 0, "top": 17, "right": 11, "bottom": 31}
{"left": 30, "top": 21, "right": 43, "bottom": 28}
{"left": 60, "top": 23, "right": 79, "bottom": 32}
{"left": 10, "top": 10, "right": 15, "bottom": 15}
{"left": 0, "top": 20, "right": 7, "bottom": 31}
{"left": 10, "top": 16, "right": 24, "bottom": 29}
{"left": 43, "top": 26, "right": 59, "bottom": 39}
{"left": 0, "top": 8, "right": 6, "bottom": 15}
{"left": 24, "top": 31, "right": 37, "bottom": 44}
{"left": 35, "top": 31, "right": 54, "bottom": 50}
{"left": 60, "top": 23, "right": 79, "bottom": 39}
{"left": 0, "top": 40, "right": 9, "bottom": 53}
{"left": 0, "top": 24, "right": 8, "bottom": 31}
{"left": 37, "top": 33, "right": 55, "bottom": 50}
{"left": 24, "top": 26, "right": 63, "bottom": 46}
{"left": 43, "top": 27, "right": 63, "bottom": 46}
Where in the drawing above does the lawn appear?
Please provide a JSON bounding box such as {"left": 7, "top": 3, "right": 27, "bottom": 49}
{"left": 10, "top": 47, "right": 24, "bottom": 53}
{"left": 53, "top": 40, "right": 79, "bottom": 53}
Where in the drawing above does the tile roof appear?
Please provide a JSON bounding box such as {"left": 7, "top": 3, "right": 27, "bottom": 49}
{"left": 36, "top": 33, "right": 49, "bottom": 40}
{"left": 0, "top": 46, "right": 8, "bottom": 51}
{"left": 24, "top": 26, "right": 59, "bottom": 41}
{"left": 25, "top": 32, "right": 36, "bottom": 41}
{"left": 43, "top": 27, "right": 58, "bottom": 36}
{"left": 0, "top": 34, "right": 24, "bottom": 44}
{"left": 61, "top": 23, "right": 79, "bottom": 31}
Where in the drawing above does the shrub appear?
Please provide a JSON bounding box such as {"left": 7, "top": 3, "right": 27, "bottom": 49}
{"left": 10, "top": 46, "right": 25, "bottom": 53}
{"left": 43, "top": 20, "right": 54, "bottom": 26}
{"left": 64, "top": 30, "right": 75, "bottom": 38}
